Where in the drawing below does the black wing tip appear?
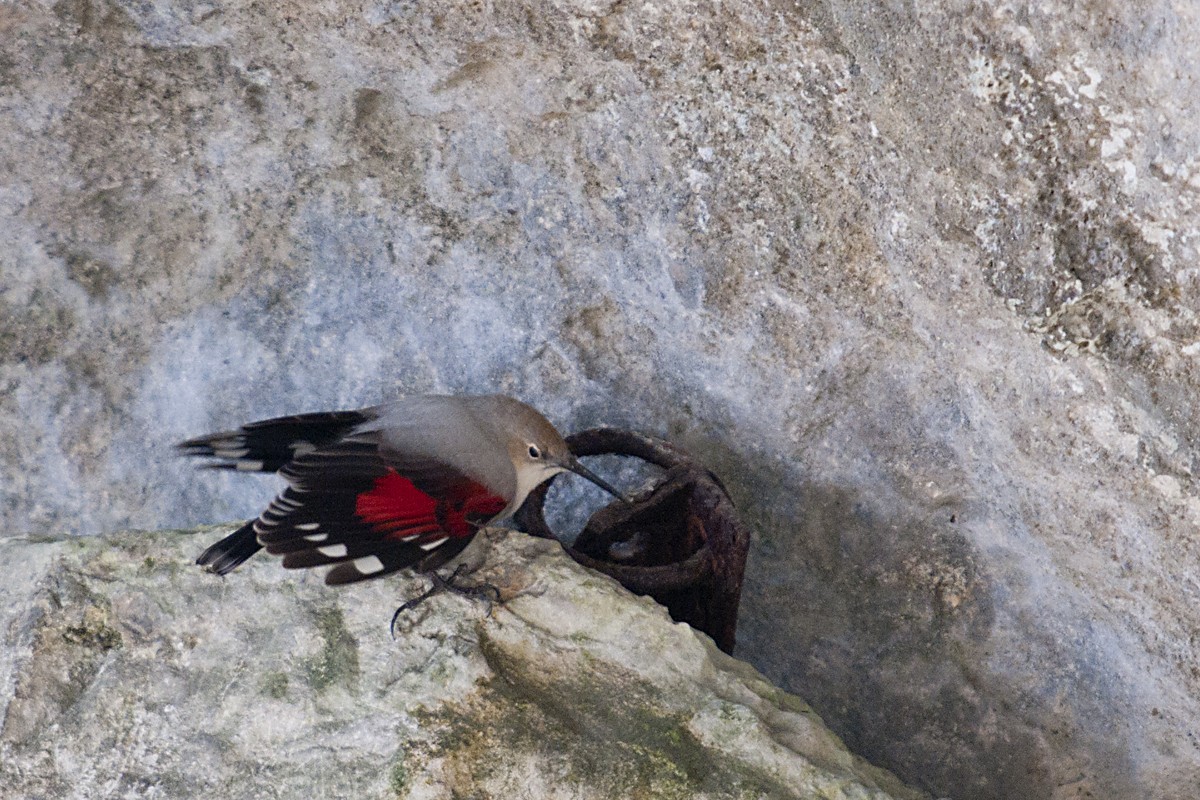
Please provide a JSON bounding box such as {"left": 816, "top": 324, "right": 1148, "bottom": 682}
{"left": 178, "top": 457, "right": 272, "bottom": 473}
{"left": 176, "top": 428, "right": 244, "bottom": 451}
{"left": 176, "top": 443, "right": 280, "bottom": 473}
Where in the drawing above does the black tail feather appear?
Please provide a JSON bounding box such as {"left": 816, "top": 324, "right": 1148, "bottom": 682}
{"left": 196, "top": 521, "right": 263, "bottom": 575}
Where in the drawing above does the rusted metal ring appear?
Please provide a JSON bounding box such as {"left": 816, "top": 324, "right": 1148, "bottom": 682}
{"left": 515, "top": 428, "right": 749, "bottom": 654}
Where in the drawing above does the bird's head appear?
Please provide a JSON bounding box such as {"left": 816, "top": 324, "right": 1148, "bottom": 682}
{"left": 488, "top": 396, "right": 629, "bottom": 506}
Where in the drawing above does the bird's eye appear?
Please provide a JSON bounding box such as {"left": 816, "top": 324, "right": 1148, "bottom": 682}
{"left": 527, "top": 444, "right": 541, "bottom": 459}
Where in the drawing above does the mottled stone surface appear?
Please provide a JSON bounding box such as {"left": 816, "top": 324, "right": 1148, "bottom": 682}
{"left": 0, "top": 527, "right": 924, "bottom": 800}
{"left": 3, "top": 1, "right": 1199, "bottom": 798}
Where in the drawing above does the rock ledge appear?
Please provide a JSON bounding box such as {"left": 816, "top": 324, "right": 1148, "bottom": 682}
{"left": 0, "top": 526, "right": 925, "bottom": 800}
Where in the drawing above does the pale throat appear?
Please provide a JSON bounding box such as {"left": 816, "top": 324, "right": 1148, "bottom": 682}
{"left": 501, "top": 462, "right": 567, "bottom": 519}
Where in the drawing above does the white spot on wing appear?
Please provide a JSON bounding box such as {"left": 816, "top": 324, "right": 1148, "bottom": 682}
{"left": 296, "top": 522, "right": 320, "bottom": 531}
{"left": 214, "top": 447, "right": 250, "bottom": 458}
{"left": 418, "top": 538, "right": 447, "bottom": 551}
{"left": 236, "top": 460, "right": 265, "bottom": 472}
{"left": 303, "top": 533, "right": 327, "bottom": 542}
{"left": 353, "top": 555, "right": 385, "bottom": 575}
{"left": 318, "top": 545, "right": 348, "bottom": 558}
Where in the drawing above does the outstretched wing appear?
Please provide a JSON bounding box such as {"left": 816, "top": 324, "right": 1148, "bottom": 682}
{"left": 253, "top": 438, "right": 508, "bottom": 584}
{"left": 178, "top": 410, "right": 372, "bottom": 473}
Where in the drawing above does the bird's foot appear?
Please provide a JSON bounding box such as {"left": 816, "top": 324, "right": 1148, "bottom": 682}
{"left": 390, "top": 564, "right": 502, "bottom": 638}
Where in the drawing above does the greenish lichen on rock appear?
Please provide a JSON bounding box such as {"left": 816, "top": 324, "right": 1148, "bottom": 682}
{"left": 452, "top": 631, "right": 766, "bottom": 799}
{"left": 304, "top": 605, "right": 361, "bottom": 693}
{"left": 260, "top": 671, "right": 290, "bottom": 700}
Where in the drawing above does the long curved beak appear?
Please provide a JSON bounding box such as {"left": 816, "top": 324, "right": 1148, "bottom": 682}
{"left": 562, "top": 456, "right": 633, "bottom": 505}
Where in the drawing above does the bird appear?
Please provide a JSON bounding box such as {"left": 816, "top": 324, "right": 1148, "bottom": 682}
{"left": 178, "top": 394, "right": 627, "bottom": 586}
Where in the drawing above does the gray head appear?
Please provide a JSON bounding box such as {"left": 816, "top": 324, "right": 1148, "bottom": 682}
{"left": 470, "top": 395, "right": 627, "bottom": 506}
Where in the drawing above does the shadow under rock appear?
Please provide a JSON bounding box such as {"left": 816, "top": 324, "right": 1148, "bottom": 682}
{"left": 694, "top": 448, "right": 1136, "bottom": 800}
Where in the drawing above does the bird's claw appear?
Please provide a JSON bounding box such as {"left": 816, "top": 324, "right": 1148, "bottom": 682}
{"left": 390, "top": 564, "right": 502, "bottom": 638}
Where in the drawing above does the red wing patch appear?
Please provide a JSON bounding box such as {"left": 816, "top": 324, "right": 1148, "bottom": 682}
{"left": 355, "top": 470, "right": 507, "bottom": 539}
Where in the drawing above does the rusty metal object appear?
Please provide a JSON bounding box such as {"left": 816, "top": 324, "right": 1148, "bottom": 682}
{"left": 515, "top": 428, "right": 749, "bottom": 654}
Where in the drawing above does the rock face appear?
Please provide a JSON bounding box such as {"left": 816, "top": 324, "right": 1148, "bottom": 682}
{"left": 3, "top": 1, "right": 1200, "bottom": 798}
{"left": 0, "top": 527, "right": 925, "bottom": 800}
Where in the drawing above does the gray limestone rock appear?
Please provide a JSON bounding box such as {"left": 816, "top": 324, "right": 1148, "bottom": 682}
{"left": 3, "top": 0, "right": 1200, "bottom": 798}
{"left": 0, "top": 526, "right": 925, "bottom": 800}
